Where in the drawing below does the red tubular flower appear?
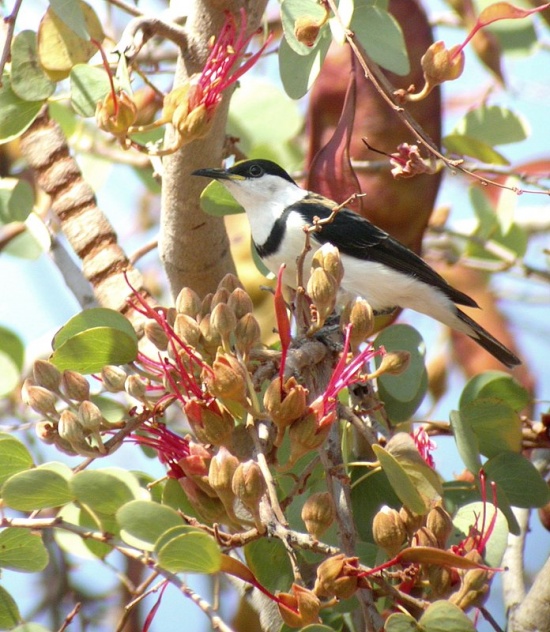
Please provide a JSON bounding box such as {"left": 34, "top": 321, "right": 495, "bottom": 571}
{"left": 412, "top": 426, "right": 437, "bottom": 469}
{"left": 132, "top": 421, "right": 190, "bottom": 478}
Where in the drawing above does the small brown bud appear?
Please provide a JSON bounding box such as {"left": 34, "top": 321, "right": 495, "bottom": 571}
{"left": 399, "top": 506, "right": 424, "bottom": 538}
{"left": 174, "top": 313, "right": 201, "bottom": 348}
{"left": 101, "top": 365, "right": 127, "bottom": 392}
{"left": 203, "top": 352, "right": 247, "bottom": 403}
{"left": 427, "top": 352, "right": 448, "bottom": 404}
{"left": 218, "top": 273, "right": 244, "bottom": 293}
{"left": 184, "top": 398, "right": 234, "bottom": 446}
{"left": 22, "top": 380, "right": 58, "bottom": 416}
{"left": 227, "top": 288, "right": 254, "bottom": 319}
{"left": 232, "top": 460, "right": 266, "bottom": 512}
{"left": 421, "top": 41, "right": 465, "bottom": 90}
{"left": 96, "top": 91, "right": 137, "bottom": 136}
{"left": 199, "top": 293, "right": 213, "bottom": 319}
{"left": 61, "top": 370, "right": 90, "bottom": 401}
{"left": 312, "top": 243, "right": 344, "bottom": 285}
{"left": 175, "top": 287, "right": 202, "bottom": 318}
{"left": 372, "top": 506, "right": 407, "bottom": 557}
{"left": 208, "top": 446, "right": 239, "bottom": 518}
{"left": 302, "top": 492, "right": 335, "bottom": 539}
{"left": 36, "top": 420, "right": 57, "bottom": 444}
{"left": 210, "top": 302, "right": 237, "bottom": 345}
{"left": 428, "top": 564, "right": 452, "bottom": 598}
{"left": 413, "top": 526, "right": 439, "bottom": 549}
{"left": 198, "top": 314, "right": 221, "bottom": 352}
{"left": 264, "top": 377, "right": 308, "bottom": 444}
{"left": 125, "top": 374, "right": 148, "bottom": 401}
{"left": 33, "top": 360, "right": 61, "bottom": 392}
{"left": 426, "top": 504, "right": 453, "bottom": 548}
{"left": 314, "top": 554, "right": 359, "bottom": 600}
{"left": 307, "top": 267, "right": 338, "bottom": 330}
{"left": 449, "top": 551, "right": 490, "bottom": 611}
{"left": 58, "top": 409, "right": 98, "bottom": 456}
{"left": 175, "top": 102, "right": 213, "bottom": 142}
{"left": 286, "top": 412, "right": 330, "bottom": 468}
{"left": 211, "top": 288, "right": 230, "bottom": 308}
{"left": 77, "top": 400, "right": 103, "bottom": 434}
{"left": 348, "top": 298, "right": 374, "bottom": 351}
{"left": 370, "top": 351, "right": 411, "bottom": 379}
{"left": 278, "top": 584, "right": 321, "bottom": 628}
{"left": 144, "top": 320, "right": 169, "bottom": 351}
{"left": 235, "top": 313, "right": 261, "bottom": 357}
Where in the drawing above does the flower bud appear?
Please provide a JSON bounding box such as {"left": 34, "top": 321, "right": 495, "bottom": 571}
{"left": 372, "top": 506, "right": 406, "bottom": 557}
{"left": 175, "top": 313, "right": 201, "bottom": 348}
{"left": 184, "top": 398, "right": 234, "bottom": 446}
{"left": 22, "top": 380, "right": 58, "bottom": 416}
{"left": 162, "top": 84, "right": 191, "bottom": 123}
{"left": 58, "top": 409, "right": 98, "bottom": 456}
{"left": 179, "top": 478, "right": 228, "bottom": 525}
{"left": 428, "top": 564, "right": 452, "bottom": 598}
{"left": 36, "top": 420, "right": 57, "bottom": 444}
{"left": 211, "top": 288, "right": 230, "bottom": 308}
{"left": 174, "top": 102, "right": 213, "bottom": 142}
{"left": 96, "top": 91, "right": 137, "bottom": 136}
{"left": 264, "top": 377, "right": 308, "bottom": 445}
{"left": 210, "top": 302, "right": 237, "bottom": 346}
{"left": 199, "top": 314, "right": 221, "bottom": 353}
{"left": 302, "top": 492, "right": 335, "bottom": 539}
{"left": 312, "top": 243, "right": 344, "bottom": 286}
{"left": 208, "top": 446, "right": 239, "bottom": 518}
{"left": 101, "top": 365, "right": 127, "bottom": 392}
{"left": 144, "top": 320, "right": 169, "bottom": 351}
{"left": 231, "top": 460, "right": 266, "bottom": 513}
{"left": 314, "top": 554, "right": 359, "bottom": 600}
{"left": 307, "top": 267, "right": 337, "bottom": 330}
{"left": 125, "top": 374, "right": 148, "bottom": 401}
{"left": 278, "top": 584, "right": 321, "bottom": 628}
{"left": 426, "top": 504, "right": 453, "bottom": 548}
{"left": 33, "top": 360, "right": 61, "bottom": 392}
{"left": 370, "top": 351, "right": 411, "bottom": 379}
{"left": 449, "top": 555, "right": 490, "bottom": 612}
{"left": 175, "top": 287, "right": 202, "bottom": 318}
{"left": 77, "top": 400, "right": 103, "bottom": 434}
{"left": 421, "top": 41, "right": 465, "bottom": 91}
{"left": 235, "top": 313, "right": 261, "bottom": 357}
{"left": 61, "top": 370, "right": 90, "bottom": 401}
{"left": 399, "top": 506, "right": 424, "bottom": 538}
{"left": 218, "top": 273, "right": 243, "bottom": 293}
{"left": 348, "top": 298, "right": 374, "bottom": 352}
{"left": 199, "top": 293, "right": 213, "bottom": 319}
{"left": 227, "top": 288, "right": 253, "bottom": 319}
{"left": 413, "top": 526, "right": 439, "bottom": 549}
{"left": 203, "top": 352, "right": 247, "bottom": 403}
{"left": 286, "top": 412, "right": 330, "bottom": 468}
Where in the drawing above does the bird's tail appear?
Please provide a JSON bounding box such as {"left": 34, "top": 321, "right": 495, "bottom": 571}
{"left": 455, "top": 309, "right": 521, "bottom": 368}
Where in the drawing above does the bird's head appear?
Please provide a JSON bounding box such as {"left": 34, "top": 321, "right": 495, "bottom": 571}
{"left": 193, "top": 159, "right": 306, "bottom": 216}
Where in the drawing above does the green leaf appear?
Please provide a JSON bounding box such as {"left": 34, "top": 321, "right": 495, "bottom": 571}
{"left": 49, "top": 0, "right": 90, "bottom": 40}
{"left": 0, "top": 327, "right": 24, "bottom": 371}
{"left": 155, "top": 526, "right": 221, "bottom": 574}
{"left": 279, "top": 28, "right": 331, "bottom": 99}
{"left": 374, "top": 325, "right": 426, "bottom": 402}
{"left": 372, "top": 444, "right": 427, "bottom": 515}
{"left": 0, "top": 528, "right": 49, "bottom": 572}
{"left": 117, "top": 500, "right": 182, "bottom": 551}
{"left": 449, "top": 410, "right": 482, "bottom": 475}
{"left": 443, "top": 134, "right": 509, "bottom": 165}
{"left": 199, "top": 180, "right": 244, "bottom": 217}
{"left": 54, "top": 503, "right": 102, "bottom": 560}
{"left": 0, "top": 586, "right": 21, "bottom": 629}
{"left": 244, "top": 538, "right": 294, "bottom": 594}
{"left": 71, "top": 468, "right": 141, "bottom": 515}
{"left": 0, "top": 178, "right": 34, "bottom": 224}
{"left": 0, "top": 76, "right": 42, "bottom": 145}
{"left": 377, "top": 369, "right": 428, "bottom": 424}
{"left": 460, "top": 371, "right": 529, "bottom": 412}
{"left": 12, "top": 624, "right": 52, "bottom": 632}
{"left": 450, "top": 502, "right": 508, "bottom": 568}
{"left": 52, "top": 307, "right": 136, "bottom": 349}
{"left": 281, "top": 0, "right": 330, "bottom": 55}
{"left": 385, "top": 612, "right": 420, "bottom": 631}
{"left": 460, "top": 399, "right": 522, "bottom": 458}
{"left": 0, "top": 327, "right": 25, "bottom": 398}
{"left": 419, "top": 600, "right": 476, "bottom": 631}
{"left": 10, "top": 31, "right": 55, "bottom": 102}
{"left": 0, "top": 435, "right": 34, "bottom": 487}
{"left": 70, "top": 64, "right": 112, "bottom": 118}
{"left": 78, "top": 505, "right": 118, "bottom": 559}
{"left": 351, "top": 4, "right": 410, "bottom": 75}
{"left": 454, "top": 105, "right": 529, "bottom": 146}
{"left": 475, "top": 0, "right": 537, "bottom": 54}
{"left": 2, "top": 463, "right": 73, "bottom": 511}
{"left": 162, "top": 477, "right": 200, "bottom": 518}
{"left": 485, "top": 452, "right": 550, "bottom": 508}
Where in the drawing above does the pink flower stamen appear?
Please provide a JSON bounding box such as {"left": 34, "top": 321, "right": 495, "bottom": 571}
{"left": 412, "top": 426, "right": 437, "bottom": 469}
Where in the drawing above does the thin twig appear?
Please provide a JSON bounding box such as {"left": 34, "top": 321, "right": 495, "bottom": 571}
{"left": 0, "top": 0, "right": 24, "bottom": 85}
{"left": 105, "top": 0, "right": 143, "bottom": 18}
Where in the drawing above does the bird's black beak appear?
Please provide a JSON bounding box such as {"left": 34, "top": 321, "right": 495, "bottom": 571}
{"left": 192, "top": 167, "right": 232, "bottom": 181}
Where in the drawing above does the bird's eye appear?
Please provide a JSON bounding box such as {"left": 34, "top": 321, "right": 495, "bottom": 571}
{"left": 248, "top": 164, "right": 264, "bottom": 178}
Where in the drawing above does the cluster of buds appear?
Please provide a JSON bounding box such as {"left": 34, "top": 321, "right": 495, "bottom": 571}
{"left": 23, "top": 360, "right": 114, "bottom": 457}
{"left": 307, "top": 244, "right": 344, "bottom": 333}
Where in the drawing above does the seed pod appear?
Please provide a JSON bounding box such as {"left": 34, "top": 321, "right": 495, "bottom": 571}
{"left": 372, "top": 506, "right": 407, "bottom": 557}
{"left": 33, "top": 360, "right": 61, "bottom": 392}
{"left": 61, "top": 370, "right": 90, "bottom": 401}
{"left": 302, "top": 492, "right": 335, "bottom": 539}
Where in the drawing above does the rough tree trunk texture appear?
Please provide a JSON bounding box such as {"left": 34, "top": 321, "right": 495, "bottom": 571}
{"left": 159, "top": 0, "right": 268, "bottom": 301}
{"left": 19, "top": 107, "right": 152, "bottom": 333}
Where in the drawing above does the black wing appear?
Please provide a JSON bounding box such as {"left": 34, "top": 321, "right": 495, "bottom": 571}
{"left": 292, "top": 196, "right": 478, "bottom": 308}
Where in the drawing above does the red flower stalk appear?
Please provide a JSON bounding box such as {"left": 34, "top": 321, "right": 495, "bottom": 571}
{"left": 411, "top": 426, "right": 437, "bottom": 469}
{"left": 132, "top": 421, "right": 190, "bottom": 479}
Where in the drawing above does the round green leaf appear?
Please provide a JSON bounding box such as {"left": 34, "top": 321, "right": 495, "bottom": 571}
{"left": 0, "top": 586, "right": 21, "bottom": 629}
{"left": 454, "top": 105, "right": 529, "bottom": 147}
{"left": 460, "top": 371, "right": 529, "bottom": 412}
{"left": 372, "top": 444, "right": 427, "bottom": 515}
{"left": 0, "top": 353, "right": 20, "bottom": 400}
{"left": 0, "top": 435, "right": 34, "bottom": 487}
{"left": 385, "top": 612, "right": 420, "bottom": 632}
{"left": 460, "top": 399, "right": 522, "bottom": 458}
{"left": 11, "top": 31, "right": 55, "bottom": 102}
{"left": 199, "top": 180, "right": 244, "bottom": 217}
{"left": 55, "top": 502, "right": 111, "bottom": 560}
{"left": 279, "top": 28, "right": 331, "bottom": 99}
{"left": 0, "top": 178, "right": 35, "bottom": 224}
{"left": 52, "top": 308, "right": 137, "bottom": 350}
{"left": 374, "top": 325, "right": 426, "bottom": 402}
{"left": 419, "top": 600, "right": 476, "bottom": 631}
{"left": 244, "top": 538, "right": 294, "bottom": 594}
{"left": 49, "top": 0, "right": 90, "bottom": 40}
{"left": 2, "top": 464, "right": 73, "bottom": 511}
{"left": 449, "top": 410, "right": 482, "bottom": 475}
{"left": 0, "top": 76, "right": 42, "bottom": 145}
{"left": 485, "top": 452, "right": 550, "bottom": 508}
{"left": 449, "top": 502, "right": 508, "bottom": 568}
{"left": 0, "top": 528, "right": 49, "bottom": 572}
{"left": 155, "top": 526, "right": 221, "bottom": 574}
{"left": 281, "top": 0, "right": 330, "bottom": 55}
{"left": 117, "top": 500, "right": 182, "bottom": 551}
{"left": 351, "top": 5, "right": 409, "bottom": 76}
{"left": 70, "top": 64, "right": 112, "bottom": 118}
{"left": 443, "top": 134, "right": 509, "bottom": 165}
{"left": 71, "top": 469, "right": 140, "bottom": 515}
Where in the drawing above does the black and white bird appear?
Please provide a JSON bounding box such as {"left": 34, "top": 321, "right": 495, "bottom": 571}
{"left": 193, "top": 159, "right": 520, "bottom": 368}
